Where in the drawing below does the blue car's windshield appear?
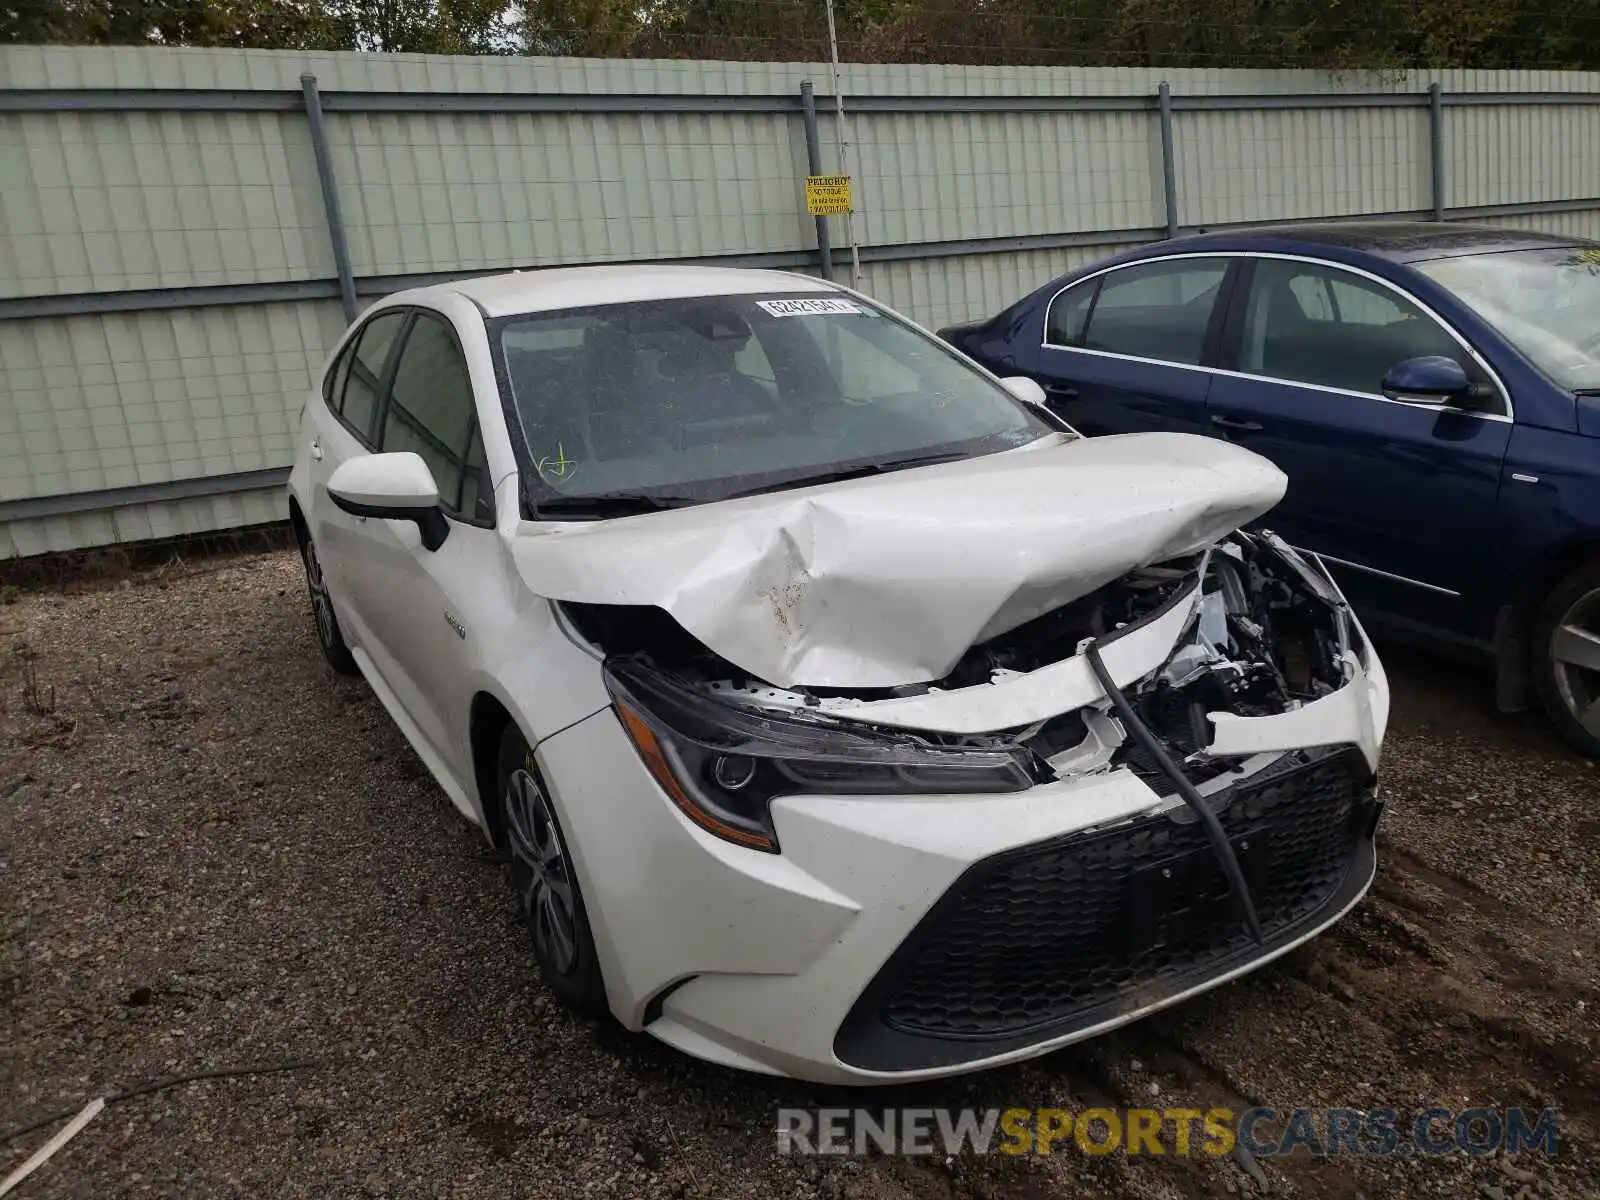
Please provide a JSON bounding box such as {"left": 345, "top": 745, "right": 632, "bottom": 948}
{"left": 1415, "top": 246, "right": 1600, "bottom": 392}
{"left": 493, "top": 293, "right": 1052, "bottom": 510}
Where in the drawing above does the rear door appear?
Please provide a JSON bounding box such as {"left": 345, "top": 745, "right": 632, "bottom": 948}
{"left": 1206, "top": 255, "right": 1513, "bottom": 636}
{"left": 1034, "top": 256, "right": 1238, "bottom": 437}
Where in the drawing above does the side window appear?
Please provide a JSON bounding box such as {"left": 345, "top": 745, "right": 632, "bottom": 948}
{"left": 1080, "top": 259, "right": 1228, "bottom": 365}
{"left": 1045, "top": 279, "right": 1097, "bottom": 346}
{"left": 323, "top": 341, "right": 354, "bottom": 408}
{"left": 380, "top": 313, "right": 487, "bottom": 520}
{"left": 459, "top": 424, "right": 494, "bottom": 524}
{"left": 339, "top": 312, "right": 408, "bottom": 442}
{"left": 1240, "top": 259, "right": 1470, "bottom": 396}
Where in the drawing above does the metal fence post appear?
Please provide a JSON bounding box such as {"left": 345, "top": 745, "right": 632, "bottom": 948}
{"left": 1158, "top": 82, "right": 1179, "bottom": 238}
{"left": 1429, "top": 82, "right": 1446, "bottom": 221}
{"left": 301, "top": 73, "right": 358, "bottom": 323}
{"left": 800, "top": 81, "right": 834, "bottom": 281}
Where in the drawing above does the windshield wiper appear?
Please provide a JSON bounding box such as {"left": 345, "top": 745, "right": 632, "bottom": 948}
{"left": 723, "top": 451, "right": 973, "bottom": 500}
{"left": 534, "top": 492, "right": 703, "bottom": 517}
{"left": 532, "top": 451, "right": 975, "bottom": 515}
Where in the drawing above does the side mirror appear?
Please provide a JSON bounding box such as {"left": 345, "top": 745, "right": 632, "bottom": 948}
{"left": 999, "top": 375, "right": 1048, "bottom": 409}
{"left": 327, "top": 452, "right": 450, "bottom": 552}
{"left": 1381, "top": 355, "right": 1470, "bottom": 406}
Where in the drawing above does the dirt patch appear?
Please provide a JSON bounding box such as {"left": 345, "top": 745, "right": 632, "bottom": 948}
{"left": 2, "top": 553, "right": 1596, "bottom": 1198}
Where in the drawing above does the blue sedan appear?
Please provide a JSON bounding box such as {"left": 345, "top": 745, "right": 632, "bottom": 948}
{"left": 940, "top": 222, "right": 1600, "bottom": 756}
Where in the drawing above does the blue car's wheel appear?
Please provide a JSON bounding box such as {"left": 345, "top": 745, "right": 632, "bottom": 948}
{"left": 1534, "top": 560, "right": 1600, "bottom": 758}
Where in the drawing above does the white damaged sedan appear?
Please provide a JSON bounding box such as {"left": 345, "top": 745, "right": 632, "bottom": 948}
{"left": 287, "top": 265, "right": 1389, "bottom": 1084}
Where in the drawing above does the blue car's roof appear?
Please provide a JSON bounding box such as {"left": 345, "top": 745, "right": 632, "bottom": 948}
{"left": 1141, "top": 221, "right": 1592, "bottom": 265}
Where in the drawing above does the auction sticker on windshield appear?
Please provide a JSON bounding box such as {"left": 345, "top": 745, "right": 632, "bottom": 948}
{"left": 757, "top": 298, "right": 863, "bottom": 317}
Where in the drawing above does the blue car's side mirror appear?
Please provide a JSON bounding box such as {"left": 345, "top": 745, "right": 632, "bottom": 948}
{"left": 1381, "top": 355, "right": 1471, "bottom": 405}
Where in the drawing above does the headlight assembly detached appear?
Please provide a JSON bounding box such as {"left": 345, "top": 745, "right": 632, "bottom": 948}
{"left": 604, "top": 658, "right": 1036, "bottom": 853}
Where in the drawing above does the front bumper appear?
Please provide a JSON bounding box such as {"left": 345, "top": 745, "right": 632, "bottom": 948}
{"left": 836, "top": 746, "right": 1379, "bottom": 1073}
{"left": 536, "top": 698, "right": 1383, "bottom": 1085}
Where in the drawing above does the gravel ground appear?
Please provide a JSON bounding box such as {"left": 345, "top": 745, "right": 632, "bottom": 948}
{"left": 2, "top": 548, "right": 1596, "bottom": 1199}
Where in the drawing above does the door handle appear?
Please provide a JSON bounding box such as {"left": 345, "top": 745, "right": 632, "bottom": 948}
{"left": 310, "top": 438, "right": 323, "bottom": 461}
{"left": 1044, "top": 384, "right": 1080, "bottom": 399}
{"left": 1210, "top": 414, "right": 1263, "bottom": 433}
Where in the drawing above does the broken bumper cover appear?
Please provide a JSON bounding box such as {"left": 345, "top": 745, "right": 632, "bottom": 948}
{"left": 537, "top": 652, "right": 1385, "bottom": 1084}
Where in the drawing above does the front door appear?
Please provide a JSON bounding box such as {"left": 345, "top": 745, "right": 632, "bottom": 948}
{"left": 331, "top": 309, "right": 495, "bottom": 781}
{"left": 1205, "top": 256, "right": 1512, "bottom": 638}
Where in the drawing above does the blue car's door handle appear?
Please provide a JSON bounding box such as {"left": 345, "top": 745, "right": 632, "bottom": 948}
{"left": 1045, "top": 384, "right": 1079, "bottom": 399}
{"left": 1211, "top": 414, "right": 1264, "bottom": 432}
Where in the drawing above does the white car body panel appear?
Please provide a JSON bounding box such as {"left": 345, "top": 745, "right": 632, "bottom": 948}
{"left": 1209, "top": 653, "right": 1388, "bottom": 773}
{"left": 785, "top": 580, "right": 1206, "bottom": 734}
{"left": 351, "top": 641, "right": 479, "bottom": 821}
{"left": 285, "top": 263, "right": 1391, "bottom": 1086}
{"left": 511, "top": 430, "right": 1287, "bottom": 689}
{"left": 325, "top": 451, "right": 441, "bottom": 507}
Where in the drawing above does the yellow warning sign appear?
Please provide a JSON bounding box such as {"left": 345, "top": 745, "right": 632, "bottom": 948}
{"left": 805, "top": 174, "right": 853, "bottom": 216}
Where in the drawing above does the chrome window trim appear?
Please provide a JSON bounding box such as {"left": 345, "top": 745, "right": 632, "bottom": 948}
{"left": 1206, "top": 362, "right": 1512, "bottom": 423}
{"left": 1039, "top": 250, "right": 1515, "bottom": 423}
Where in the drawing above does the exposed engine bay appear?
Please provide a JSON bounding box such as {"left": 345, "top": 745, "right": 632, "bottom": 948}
{"left": 561, "top": 529, "right": 1360, "bottom": 797}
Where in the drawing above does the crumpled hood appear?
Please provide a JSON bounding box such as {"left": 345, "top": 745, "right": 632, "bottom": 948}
{"left": 513, "top": 432, "right": 1287, "bottom": 689}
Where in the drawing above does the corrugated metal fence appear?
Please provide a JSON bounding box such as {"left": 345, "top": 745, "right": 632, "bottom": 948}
{"left": 3, "top": 47, "right": 1600, "bottom": 556}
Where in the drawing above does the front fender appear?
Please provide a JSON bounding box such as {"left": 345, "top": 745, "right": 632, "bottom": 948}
{"left": 1497, "top": 425, "right": 1600, "bottom": 612}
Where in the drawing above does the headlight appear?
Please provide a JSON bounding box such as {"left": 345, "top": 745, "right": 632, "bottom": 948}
{"left": 605, "top": 659, "right": 1035, "bottom": 853}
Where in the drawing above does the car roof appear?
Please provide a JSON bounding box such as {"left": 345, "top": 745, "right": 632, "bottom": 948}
{"left": 1146, "top": 220, "right": 1593, "bottom": 264}
{"left": 389, "top": 264, "right": 838, "bottom": 319}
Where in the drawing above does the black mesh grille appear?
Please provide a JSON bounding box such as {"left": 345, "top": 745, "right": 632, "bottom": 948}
{"left": 872, "top": 748, "right": 1369, "bottom": 1041}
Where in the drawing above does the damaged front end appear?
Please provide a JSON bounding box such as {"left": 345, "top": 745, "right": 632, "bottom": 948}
{"left": 560, "top": 529, "right": 1387, "bottom": 858}
{"left": 562, "top": 527, "right": 1387, "bottom": 1070}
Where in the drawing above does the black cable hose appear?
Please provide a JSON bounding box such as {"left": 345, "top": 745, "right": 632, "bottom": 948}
{"left": 1085, "top": 640, "right": 1264, "bottom": 946}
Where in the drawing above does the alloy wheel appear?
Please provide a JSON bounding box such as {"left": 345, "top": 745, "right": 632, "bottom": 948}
{"left": 503, "top": 767, "right": 580, "bottom": 974}
{"left": 301, "top": 536, "right": 337, "bottom": 652}
{"left": 1548, "top": 587, "right": 1600, "bottom": 740}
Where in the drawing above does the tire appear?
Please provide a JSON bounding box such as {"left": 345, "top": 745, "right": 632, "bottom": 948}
{"left": 1532, "top": 557, "right": 1600, "bottom": 757}
{"left": 496, "top": 724, "right": 609, "bottom": 1017}
{"left": 297, "top": 526, "right": 359, "bottom": 676}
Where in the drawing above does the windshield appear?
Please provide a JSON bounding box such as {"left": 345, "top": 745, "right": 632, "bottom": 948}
{"left": 1414, "top": 246, "right": 1600, "bottom": 391}
{"left": 493, "top": 292, "right": 1051, "bottom": 510}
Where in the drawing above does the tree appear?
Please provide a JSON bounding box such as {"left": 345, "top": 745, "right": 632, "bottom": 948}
{"left": 0, "top": 0, "right": 515, "bottom": 50}
{"left": 2, "top": 0, "right": 343, "bottom": 46}
{"left": 320, "top": 0, "right": 516, "bottom": 52}
{"left": 5, "top": 0, "right": 1600, "bottom": 69}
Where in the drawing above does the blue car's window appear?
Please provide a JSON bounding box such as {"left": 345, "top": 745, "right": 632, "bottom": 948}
{"left": 1416, "top": 247, "right": 1600, "bottom": 392}
{"left": 1239, "top": 259, "right": 1470, "bottom": 398}
{"left": 1045, "top": 278, "right": 1096, "bottom": 346}
{"left": 1078, "top": 259, "right": 1227, "bottom": 366}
